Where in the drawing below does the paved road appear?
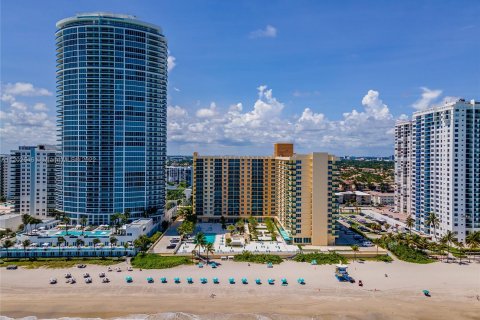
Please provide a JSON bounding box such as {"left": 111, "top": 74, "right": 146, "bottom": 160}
{"left": 151, "top": 220, "right": 183, "bottom": 254}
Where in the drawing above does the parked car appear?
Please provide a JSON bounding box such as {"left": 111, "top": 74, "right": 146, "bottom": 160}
{"left": 362, "top": 241, "right": 374, "bottom": 247}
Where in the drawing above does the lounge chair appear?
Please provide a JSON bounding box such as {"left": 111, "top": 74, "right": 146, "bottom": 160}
{"left": 241, "top": 277, "right": 248, "bottom": 284}
{"left": 174, "top": 277, "right": 180, "bottom": 284}
{"left": 85, "top": 277, "right": 92, "bottom": 284}
{"left": 213, "top": 277, "right": 219, "bottom": 284}
{"left": 187, "top": 277, "right": 193, "bottom": 284}
{"left": 49, "top": 278, "right": 57, "bottom": 284}
{"left": 147, "top": 277, "right": 154, "bottom": 283}
{"left": 160, "top": 277, "right": 167, "bottom": 283}
{"left": 83, "top": 273, "right": 90, "bottom": 278}
{"left": 281, "top": 278, "right": 288, "bottom": 286}
{"left": 102, "top": 277, "right": 110, "bottom": 283}
{"left": 229, "top": 277, "right": 235, "bottom": 284}
{"left": 268, "top": 278, "right": 275, "bottom": 285}
{"left": 297, "top": 278, "right": 305, "bottom": 285}
{"left": 255, "top": 278, "right": 262, "bottom": 285}
{"left": 125, "top": 276, "right": 133, "bottom": 283}
{"left": 98, "top": 272, "right": 105, "bottom": 278}
{"left": 200, "top": 277, "right": 208, "bottom": 284}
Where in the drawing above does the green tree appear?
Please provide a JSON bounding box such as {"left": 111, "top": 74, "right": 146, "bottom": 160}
{"left": 177, "top": 220, "right": 195, "bottom": 237}
{"left": 425, "top": 212, "right": 440, "bottom": 240}
{"left": 133, "top": 235, "right": 150, "bottom": 254}
{"left": 92, "top": 238, "right": 101, "bottom": 249}
{"left": 2, "top": 239, "right": 14, "bottom": 257}
{"left": 123, "top": 242, "right": 130, "bottom": 256}
{"left": 351, "top": 245, "right": 359, "bottom": 262}
{"left": 194, "top": 232, "right": 207, "bottom": 254}
{"left": 80, "top": 215, "right": 88, "bottom": 235}
{"left": 465, "top": 231, "right": 480, "bottom": 262}
{"left": 57, "top": 236, "right": 65, "bottom": 255}
{"left": 22, "top": 239, "right": 31, "bottom": 255}
{"left": 109, "top": 236, "right": 118, "bottom": 256}
{"left": 227, "top": 224, "right": 235, "bottom": 234}
{"left": 405, "top": 215, "right": 415, "bottom": 235}
{"left": 76, "top": 239, "right": 84, "bottom": 256}
{"left": 220, "top": 216, "right": 226, "bottom": 229}
{"left": 22, "top": 214, "right": 32, "bottom": 233}
{"left": 204, "top": 242, "right": 215, "bottom": 262}
{"left": 62, "top": 216, "right": 71, "bottom": 236}
{"left": 440, "top": 231, "right": 456, "bottom": 263}
{"left": 235, "top": 219, "right": 245, "bottom": 234}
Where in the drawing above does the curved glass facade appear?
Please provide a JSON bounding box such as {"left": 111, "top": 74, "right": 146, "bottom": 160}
{"left": 56, "top": 13, "right": 167, "bottom": 224}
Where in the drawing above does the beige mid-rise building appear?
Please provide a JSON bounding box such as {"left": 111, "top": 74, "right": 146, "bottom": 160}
{"left": 193, "top": 143, "right": 337, "bottom": 246}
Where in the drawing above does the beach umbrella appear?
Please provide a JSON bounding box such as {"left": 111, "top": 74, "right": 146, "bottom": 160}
{"left": 281, "top": 278, "right": 288, "bottom": 286}
{"left": 255, "top": 278, "right": 262, "bottom": 285}
{"left": 229, "top": 277, "right": 235, "bottom": 284}
{"left": 187, "top": 277, "right": 193, "bottom": 284}
{"left": 174, "top": 277, "right": 180, "bottom": 283}
{"left": 268, "top": 278, "right": 275, "bottom": 285}
{"left": 147, "top": 277, "right": 154, "bottom": 283}
{"left": 213, "top": 277, "right": 219, "bottom": 284}
{"left": 297, "top": 278, "right": 305, "bottom": 285}
{"left": 241, "top": 277, "right": 248, "bottom": 284}
{"left": 125, "top": 276, "right": 132, "bottom": 283}
{"left": 200, "top": 277, "right": 208, "bottom": 284}
{"left": 160, "top": 277, "right": 167, "bottom": 283}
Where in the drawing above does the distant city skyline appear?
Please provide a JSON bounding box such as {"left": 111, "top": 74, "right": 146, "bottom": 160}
{"left": 1, "top": 0, "right": 479, "bottom": 156}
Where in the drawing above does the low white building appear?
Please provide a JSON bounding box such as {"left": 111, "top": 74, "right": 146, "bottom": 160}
{"left": 0, "top": 202, "right": 22, "bottom": 230}
{"left": 15, "top": 218, "right": 156, "bottom": 248}
{"left": 368, "top": 192, "right": 395, "bottom": 206}
{"left": 336, "top": 191, "right": 372, "bottom": 205}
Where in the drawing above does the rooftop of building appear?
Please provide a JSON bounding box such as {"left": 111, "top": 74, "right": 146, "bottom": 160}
{"left": 56, "top": 12, "right": 163, "bottom": 33}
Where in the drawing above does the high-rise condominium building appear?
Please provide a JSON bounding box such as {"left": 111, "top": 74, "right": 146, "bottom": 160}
{"left": 394, "top": 99, "right": 479, "bottom": 242}
{"left": 9, "top": 145, "right": 58, "bottom": 218}
{"left": 394, "top": 120, "right": 412, "bottom": 215}
{"left": 0, "top": 155, "right": 9, "bottom": 200}
{"left": 193, "top": 143, "right": 337, "bottom": 246}
{"left": 56, "top": 13, "right": 167, "bottom": 225}
{"left": 166, "top": 166, "right": 192, "bottom": 186}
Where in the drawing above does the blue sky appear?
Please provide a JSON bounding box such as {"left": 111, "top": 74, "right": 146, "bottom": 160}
{"left": 1, "top": 0, "right": 479, "bottom": 156}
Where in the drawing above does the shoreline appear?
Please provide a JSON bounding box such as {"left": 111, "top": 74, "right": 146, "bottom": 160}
{"left": 1, "top": 260, "right": 479, "bottom": 319}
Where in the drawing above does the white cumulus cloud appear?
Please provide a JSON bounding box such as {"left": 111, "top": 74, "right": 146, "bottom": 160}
{"left": 2, "top": 82, "right": 52, "bottom": 97}
{"left": 167, "top": 55, "right": 176, "bottom": 72}
{"left": 412, "top": 87, "right": 442, "bottom": 110}
{"left": 249, "top": 25, "right": 277, "bottom": 38}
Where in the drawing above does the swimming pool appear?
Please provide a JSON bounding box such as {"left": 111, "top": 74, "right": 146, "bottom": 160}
{"left": 46, "top": 230, "right": 111, "bottom": 237}
{"left": 204, "top": 233, "right": 216, "bottom": 244}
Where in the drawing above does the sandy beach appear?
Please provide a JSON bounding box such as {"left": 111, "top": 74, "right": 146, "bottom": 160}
{"left": 1, "top": 259, "right": 479, "bottom": 319}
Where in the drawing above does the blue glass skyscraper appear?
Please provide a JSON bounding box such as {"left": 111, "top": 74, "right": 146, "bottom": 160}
{"left": 56, "top": 13, "right": 167, "bottom": 224}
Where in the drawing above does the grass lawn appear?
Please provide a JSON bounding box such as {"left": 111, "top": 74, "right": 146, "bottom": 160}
{"left": 130, "top": 253, "right": 192, "bottom": 269}
{"left": 233, "top": 251, "right": 283, "bottom": 264}
{"left": 0, "top": 257, "right": 125, "bottom": 269}
{"left": 293, "top": 252, "right": 348, "bottom": 264}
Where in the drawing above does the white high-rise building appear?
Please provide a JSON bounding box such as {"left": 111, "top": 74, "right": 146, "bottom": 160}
{"left": 394, "top": 121, "right": 412, "bottom": 215}
{"left": 394, "top": 99, "right": 480, "bottom": 242}
{"left": 9, "top": 145, "right": 59, "bottom": 218}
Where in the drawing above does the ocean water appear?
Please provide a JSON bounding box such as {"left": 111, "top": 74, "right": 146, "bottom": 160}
{"left": 0, "top": 313, "right": 390, "bottom": 320}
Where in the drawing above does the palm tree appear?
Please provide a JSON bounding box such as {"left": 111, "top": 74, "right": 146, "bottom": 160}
{"left": 204, "top": 242, "right": 215, "bottom": 262}
{"left": 405, "top": 215, "right": 415, "bottom": 235}
{"left": 109, "top": 236, "right": 118, "bottom": 256}
{"left": 455, "top": 240, "right": 465, "bottom": 264}
{"left": 351, "top": 245, "right": 359, "bottom": 262}
{"left": 62, "top": 216, "right": 71, "bottom": 236}
{"left": 75, "top": 239, "right": 84, "bottom": 257}
{"left": 22, "top": 214, "right": 32, "bottom": 233}
{"left": 22, "top": 239, "right": 31, "bottom": 256}
{"left": 92, "top": 238, "right": 101, "bottom": 249}
{"left": 441, "top": 231, "right": 456, "bottom": 263}
{"left": 465, "top": 231, "right": 480, "bottom": 262}
{"left": 227, "top": 224, "right": 235, "bottom": 234}
{"left": 133, "top": 235, "right": 150, "bottom": 254}
{"left": 235, "top": 219, "right": 245, "bottom": 234}
{"left": 80, "top": 215, "right": 88, "bottom": 235}
{"left": 425, "top": 212, "right": 440, "bottom": 241}
{"left": 123, "top": 209, "right": 131, "bottom": 224}
{"left": 194, "top": 232, "right": 207, "bottom": 255}
{"left": 2, "top": 239, "right": 14, "bottom": 258}
{"left": 123, "top": 242, "right": 130, "bottom": 256}
{"left": 57, "top": 236, "right": 65, "bottom": 256}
